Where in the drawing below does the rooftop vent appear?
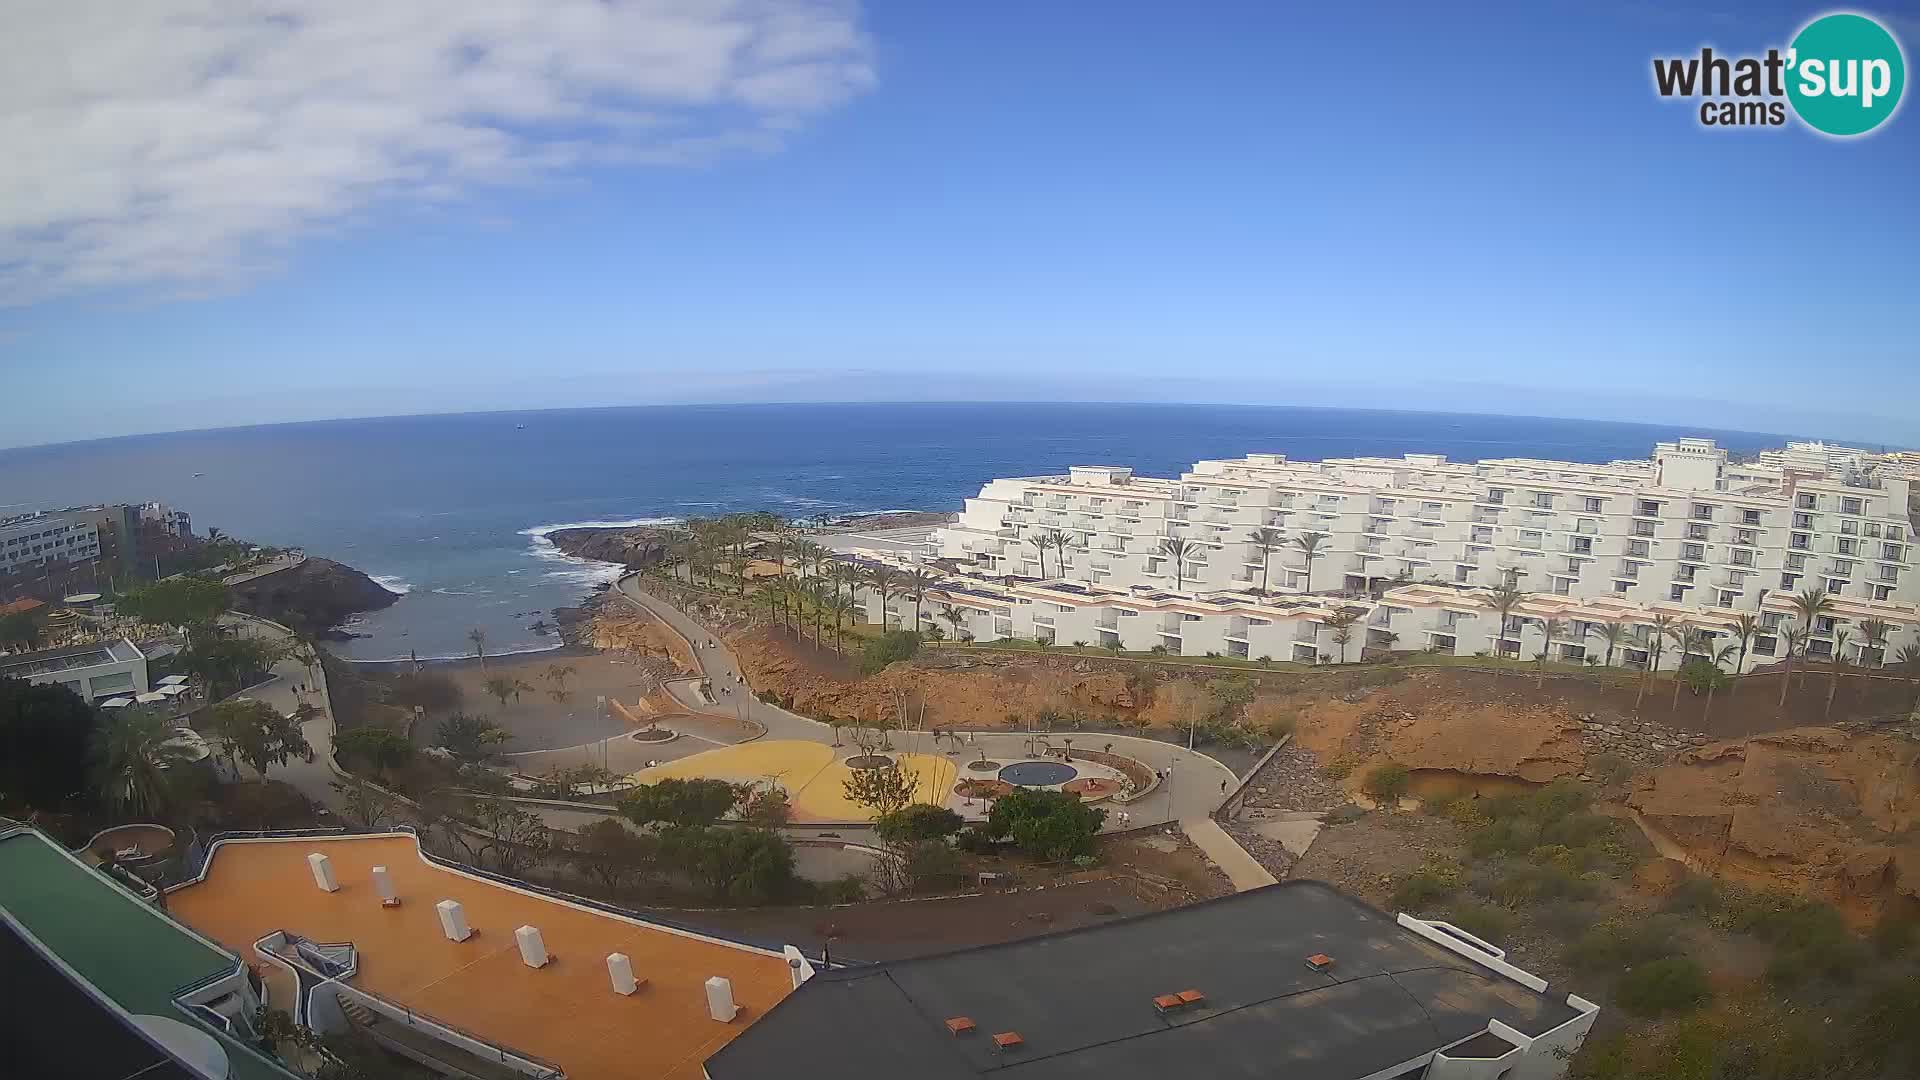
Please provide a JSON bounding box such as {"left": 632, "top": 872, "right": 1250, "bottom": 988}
{"left": 1152, "top": 994, "right": 1183, "bottom": 1012}
{"left": 945, "top": 1017, "right": 976, "bottom": 1036}
{"left": 1306, "top": 953, "right": 1335, "bottom": 973}
{"left": 1177, "top": 989, "right": 1206, "bottom": 1005}
{"left": 993, "top": 1031, "right": 1024, "bottom": 1052}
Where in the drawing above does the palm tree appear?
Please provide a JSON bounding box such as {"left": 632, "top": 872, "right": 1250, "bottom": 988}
{"left": 1702, "top": 643, "right": 1737, "bottom": 725}
{"left": 91, "top": 709, "right": 195, "bottom": 817}
{"left": 1788, "top": 588, "right": 1836, "bottom": 689}
{"left": 1776, "top": 623, "right": 1806, "bottom": 708}
{"left": 1052, "top": 530, "right": 1085, "bottom": 581}
{"left": 1825, "top": 628, "right": 1852, "bottom": 719}
{"left": 1666, "top": 619, "right": 1694, "bottom": 712}
{"left": 1535, "top": 617, "right": 1566, "bottom": 687}
{"left": 831, "top": 561, "right": 863, "bottom": 624}
{"left": 1324, "top": 609, "right": 1361, "bottom": 663}
{"left": 867, "top": 565, "right": 901, "bottom": 629}
{"left": 1292, "top": 531, "right": 1329, "bottom": 593}
{"left": 939, "top": 603, "right": 968, "bottom": 643}
{"left": 1638, "top": 613, "right": 1676, "bottom": 712}
{"left": 1485, "top": 582, "right": 1527, "bottom": 661}
{"left": 830, "top": 594, "right": 857, "bottom": 652}
{"left": 1728, "top": 613, "right": 1760, "bottom": 677}
{"left": 1156, "top": 536, "right": 1195, "bottom": 591}
{"left": 1025, "top": 533, "right": 1050, "bottom": 578}
{"left": 905, "top": 566, "right": 939, "bottom": 631}
{"left": 1246, "top": 527, "right": 1284, "bottom": 594}
{"left": 1857, "top": 617, "right": 1890, "bottom": 668}
{"left": 467, "top": 627, "right": 488, "bottom": 671}
{"left": 810, "top": 580, "right": 832, "bottom": 648}
{"left": 1597, "top": 620, "right": 1630, "bottom": 668}
{"left": 1894, "top": 643, "right": 1920, "bottom": 711}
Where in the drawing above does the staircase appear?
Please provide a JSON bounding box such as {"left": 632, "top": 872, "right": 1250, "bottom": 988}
{"left": 339, "top": 998, "right": 381, "bottom": 1028}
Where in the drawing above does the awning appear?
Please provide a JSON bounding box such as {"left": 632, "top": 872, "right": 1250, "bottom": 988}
{"left": 100, "top": 697, "right": 134, "bottom": 708}
{"left": 157, "top": 675, "right": 190, "bottom": 686}
{"left": 134, "top": 692, "right": 167, "bottom": 703}
{"left": 155, "top": 684, "right": 190, "bottom": 696}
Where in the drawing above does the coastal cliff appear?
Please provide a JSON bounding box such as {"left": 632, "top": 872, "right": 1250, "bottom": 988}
{"left": 546, "top": 526, "right": 676, "bottom": 568}
{"left": 226, "top": 556, "right": 401, "bottom": 637}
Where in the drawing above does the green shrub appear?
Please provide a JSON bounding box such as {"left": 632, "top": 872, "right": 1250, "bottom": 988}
{"left": 1322, "top": 804, "right": 1366, "bottom": 825}
{"left": 1362, "top": 763, "right": 1411, "bottom": 803}
{"left": 1393, "top": 864, "right": 1463, "bottom": 910}
{"left": 1587, "top": 752, "right": 1634, "bottom": 786}
{"left": 1445, "top": 901, "right": 1513, "bottom": 944}
{"left": 982, "top": 789, "right": 1106, "bottom": 860}
{"left": 1662, "top": 876, "right": 1721, "bottom": 915}
{"left": 860, "top": 629, "right": 922, "bottom": 674}
{"left": 1489, "top": 862, "right": 1592, "bottom": 907}
{"left": 1615, "top": 956, "right": 1711, "bottom": 1017}
{"left": 1567, "top": 917, "right": 1681, "bottom": 974}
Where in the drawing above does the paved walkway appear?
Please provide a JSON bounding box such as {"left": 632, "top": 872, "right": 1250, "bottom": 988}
{"left": 611, "top": 575, "right": 1239, "bottom": 829}
{"left": 1180, "top": 817, "right": 1279, "bottom": 892}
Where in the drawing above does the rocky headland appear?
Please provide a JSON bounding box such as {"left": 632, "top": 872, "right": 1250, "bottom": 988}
{"left": 225, "top": 556, "right": 401, "bottom": 639}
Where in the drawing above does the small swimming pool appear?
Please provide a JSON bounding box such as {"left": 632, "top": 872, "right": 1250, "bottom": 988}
{"left": 998, "top": 760, "right": 1078, "bottom": 787}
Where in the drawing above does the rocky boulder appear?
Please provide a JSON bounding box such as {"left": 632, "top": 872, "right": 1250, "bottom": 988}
{"left": 226, "top": 557, "right": 400, "bottom": 637}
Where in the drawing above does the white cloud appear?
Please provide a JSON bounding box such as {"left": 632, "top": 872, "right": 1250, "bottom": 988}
{"left": 0, "top": 0, "right": 874, "bottom": 304}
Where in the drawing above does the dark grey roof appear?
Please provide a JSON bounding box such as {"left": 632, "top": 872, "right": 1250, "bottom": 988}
{"left": 706, "top": 881, "right": 1577, "bottom": 1080}
{"left": 0, "top": 915, "right": 197, "bottom": 1080}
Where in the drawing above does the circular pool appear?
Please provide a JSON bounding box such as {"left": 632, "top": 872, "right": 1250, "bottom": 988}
{"left": 998, "top": 760, "right": 1078, "bottom": 787}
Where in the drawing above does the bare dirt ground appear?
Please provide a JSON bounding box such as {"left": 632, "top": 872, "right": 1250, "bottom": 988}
{"left": 423, "top": 650, "right": 657, "bottom": 751}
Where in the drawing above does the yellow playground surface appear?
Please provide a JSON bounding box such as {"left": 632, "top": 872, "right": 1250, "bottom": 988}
{"left": 626, "top": 740, "right": 958, "bottom": 822}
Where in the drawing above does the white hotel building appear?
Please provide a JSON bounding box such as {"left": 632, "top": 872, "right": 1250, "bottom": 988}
{"left": 855, "top": 439, "right": 1920, "bottom": 672}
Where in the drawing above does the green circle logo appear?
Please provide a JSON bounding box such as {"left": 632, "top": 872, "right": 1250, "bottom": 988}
{"left": 1787, "top": 13, "right": 1905, "bottom": 136}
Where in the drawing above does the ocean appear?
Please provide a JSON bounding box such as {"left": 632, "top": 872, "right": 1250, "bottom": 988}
{"left": 0, "top": 402, "right": 1795, "bottom": 661}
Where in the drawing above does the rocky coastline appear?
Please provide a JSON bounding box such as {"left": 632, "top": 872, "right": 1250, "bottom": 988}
{"left": 225, "top": 556, "right": 401, "bottom": 639}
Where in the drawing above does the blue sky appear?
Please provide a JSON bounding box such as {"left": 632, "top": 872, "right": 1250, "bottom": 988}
{"left": 1, "top": 1, "right": 1916, "bottom": 449}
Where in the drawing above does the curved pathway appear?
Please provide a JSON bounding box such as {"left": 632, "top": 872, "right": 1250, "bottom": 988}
{"left": 611, "top": 574, "right": 1239, "bottom": 829}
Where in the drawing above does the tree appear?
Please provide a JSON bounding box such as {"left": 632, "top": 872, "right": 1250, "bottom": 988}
{"left": 0, "top": 676, "right": 101, "bottom": 810}
{"left": 982, "top": 789, "right": 1106, "bottom": 860}
{"left": 860, "top": 629, "right": 921, "bottom": 675}
{"left": 1596, "top": 620, "right": 1629, "bottom": 668}
{"left": 938, "top": 603, "right": 968, "bottom": 643}
{"left": 1363, "top": 763, "right": 1410, "bottom": 806}
{"left": 468, "top": 799, "right": 550, "bottom": 877}
{"left": 1051, "top": 529, "right": 1083, "bottom": 580}
{"left": 1665, "top": 620, "right": 1694, "bottom": 711}
{"left": 1728, "top": 612, "right": 1760, "bottom": 676}
{"left": 331, "top": 726, "right": 413, "bottom": 781}
{"left": 1246, "top": 527, "right": 1285, "bottom": 594}
{"left": 830, "top": 593, "right": 857, "bottom": 651}
{"left": 179, "top": 635, "right": 284, "bottom": 699}
{"left": 661, "top": 824, "right": 798, "bottom": 904}
{"left": 1485, "top": 583, "right": 1527, "bottom": 661}
{"left": 1325, "top": 609, "right": 1362, "bottom": 664}
{"left": 867, "top": 565, "right": 901, "bottom": 626}
{"left": 466, "top": 627, "right": 488, "bottom": 670}
{"left": 542, "top": 663, "right": 576, "bottom": 704}
{"left": 875, "top": 804, "right": 963, "bottom": 844}
{"left": 1639, "top": 613, "right": 1676, "bottom": 712}
{"left": 209, "top": 698, "right": 312, "bottom": 779}
{"left": 843, "top": 760, "right": 920, "bottom": 818}
{"left": 1025, "top": 533, "right": 1050, "bottom": 578}
{"left": 1156, "top": 536, "right": 1195, "bottom": 591}
{"left": 571, "top": 818, "right": 658, "bottom": 896}
{"left": 329, "top": 774, "right": 400, "bottom": 830}
{"left": 1857, "top": 617, "right": 1890, "bottom": 667}
{"left": 1788, "top": 588, "right": 1835, "bottom": 688}
{"left": 433, "top": 712, "right": 509, "bottom": 763}
{"left": 1826, "top": 627, "right": 1851, "bottom": 720}
{"left": 904, "top": 566, "right": 939, "bottom": 630}
{"left": 120, "top": 577, "right": 228, "bottom": 640}
{"left": 91, "top": 708, "right": 196, "bottom": 817}
{"left": 482, "top": 676, "right": 518, "bottom": 706}
{"left": 0, "top": 610, "right": 41, "bottom": 650}
{"left": 1535, "top": 617, "right": 1567, "bottom": 686}
{"left": 1779, "top": 623, "right": 1808, "bottom": 709}
{"left": 1896, "top": 643, "right": 1920, "bottom": 711}
{"left": 618, "top": 777, "right": 744, "bottom": 827}
{"left": 1292, "top": 531, "right": 1329, "bottom": 592}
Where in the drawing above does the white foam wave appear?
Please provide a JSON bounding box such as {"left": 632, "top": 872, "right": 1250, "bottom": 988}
{"left": 347, "top": 642, "right": 566, "bottom": 664}
{"left": 518, "top": 516, "right": 672, "bottom": 591}
{"left": 519, "top": 516, "right": 684, "bottom": 540}
{"left": 430, "top": 586, "right": 492, "bottom": 596}
{"left": 370, "top": 575, "right": 414, "bottom": 595}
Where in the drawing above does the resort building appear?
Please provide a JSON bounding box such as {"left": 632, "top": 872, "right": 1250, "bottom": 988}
{"left": 709, "top": 880, "right": 1598, "bottom": 1080}
{"left": 0, "top": 823, "right": 301, "bottom": 1080}
{"left": 0, "top": 635, "right": 150, "bottom": 702}
{"left": 0, "top": 505, "right": 104, "bottom": 575}
{"left": 884, "top": 438, "right": 1920, "bottom": 671}
{"left": 166, "top": 831, "right": 809, "bottom": 1080}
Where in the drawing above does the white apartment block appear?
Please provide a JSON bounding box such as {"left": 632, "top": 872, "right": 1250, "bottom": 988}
{"left": 0, "top": 509, "right": 103, "bottom": 576}
{"left": 857, "top": 439, "right": 1920, "bottom": 673}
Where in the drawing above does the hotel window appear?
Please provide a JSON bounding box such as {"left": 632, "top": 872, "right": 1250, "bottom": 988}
{"left": 1842, "top": 497, "right": 1863, "bottom": 515}
{"left": 1793, "top": 512, "right": 1814, "bottom": 529}
{"left": 1786, "top": 554, "right": 1807, "bottom": 570}
{"left": 1584, "top": 496, "right": 1604, "bottom": 513}
{"left": 1676, "top": 565, "right": 1697, "bottom": 582}
{"left": 1687, "top": 523, "right": 1710, "bottom": 540}
{"left": 1866, "top": 523, "right": 1882, "bottom": 537}
{"left": 1732, "top": 529, "right": 1756, "bottom": 546}
{"left": 1797, "top": 493, "right": 1817, "bottom": 509}
{"left": 1826, "top": 578, "right": 1847, "bottom": 594}
{"left": 1627, "top": 540, "right": 1650, "bottom": 558}
{"left": 1614, "top": 581, "right": 1631, "bottom": 594}
{"left": 1763, "top": 612, "right": 1784, "bottom": 629}
{"left": 1692, "top": 503, "right": 1715, "bottom": 520}
{"left": 1670, "top": 584, "right": 1688, "bottom": 601}
{"left": 1571, "top": 536, "right": 1592, "bottom": 555}
{"left": 1681, "top": 543, "right": 1705, "bottom": 561}
{"left": 1838, "top": 538, "right": 1857, "bottom": 554}
{"left": 1731, "top": 551, "right": 1753, "bottom": 567}
{"left": 1719, "top": 591, "right": 1736, "bottom": 607}
{"left": 1884, "top": 543, "right": 1905, "bottom": 560}
{"left": 1455, "top": 565, "right": 1470, "bottom": 583}
{"left": 1752, "top": 635, "right": 1777, "bottom": 655}
{"left": 1743, "top": 509, "right": 1762, "bottom": 525}
{"left": 1878, "top": 565, "right": 1899, "bottom": 582}
{"left": 1633, "top": 521, "right": 1656, "bottom": 537}
{"left": 1816, "top": 616, "right": 1837, "bottom": 633}
{"left": 1841, "top": 520, "right": 1859, "bottom": 535}
{"left": 1832, "top": 560, "right": 1854, "bottom": 576}
{"left": 1875, "top": 585, "right": 1895, "bottom": 601}
{"left": 1638, "top": 500, "right": 1660, "bottom": 515}
{"left": 1890, "top": 526, "right": 1905, "bottom": 542}
{"left": 1533, "top": 492, "right": 1554, "bottom": 509}
{"left": 1790, "top": 532, "right": 1811, "bottom": 550}
{"left": 1782, "top": 573, "right": 1800, "bottom": 589}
